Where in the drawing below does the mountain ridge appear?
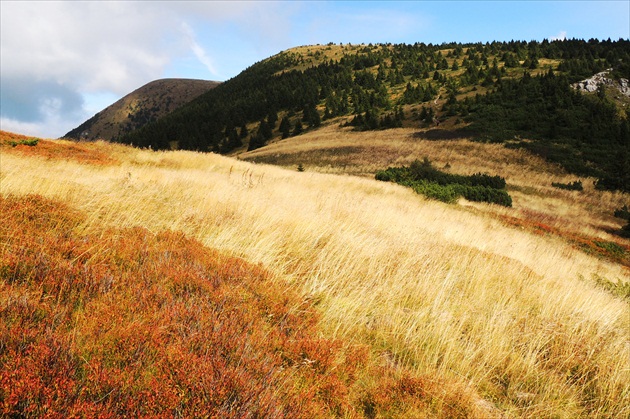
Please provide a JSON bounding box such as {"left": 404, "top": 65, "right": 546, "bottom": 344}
{"left": 112, "top": 39, "right": 629, "bottom": 191}
{"left": 64, "top": 39, "right": 630, "bottom": 193}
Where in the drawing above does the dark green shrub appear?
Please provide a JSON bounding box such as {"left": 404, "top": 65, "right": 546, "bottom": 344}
{"left": 468, "top": 173, "right": 506, "bottom": 189}
{"left": 614, "top": 205, "right": 630, "bottom": 221}
{"left": 9, "top": 138, "right": 39, "bottom": 147}
{"left": 375, "top": 170, "right": 391, "bottom": 182}
{"left": 454, "top": 184, "right": 513, "bottom": 207}
{"left": 412, "top": 181, "right": 458, "bottom": 204}
{"left": 375, "top": 158, "right": 511, "bottom": 206}
{"left": 552, "top": 180, "right": 583, "bottom": 191}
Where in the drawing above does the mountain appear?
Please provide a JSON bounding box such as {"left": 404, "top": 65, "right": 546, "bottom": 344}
{"left": 115, "top": 39, "right": 629, "bottom": 193}
{"left": 63, "top": 78, "right": 219, "bottom": 141}
{"left": 3, "top": 37, "right": 630, "bottom": 419}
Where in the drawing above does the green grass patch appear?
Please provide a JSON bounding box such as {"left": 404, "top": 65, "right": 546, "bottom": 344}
{"left": 594, "top": 241, "right": 628, "bottom": 259}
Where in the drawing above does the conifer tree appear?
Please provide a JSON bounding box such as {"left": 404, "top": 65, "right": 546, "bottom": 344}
{"left": 292, "top": 119, "right": 303, "bottom": 136}
{"left": 279, "top": 117, "right": 291, "bottom": 139}
{"left": 240, "top": 124, "right": 249, "bottom": 139}
{"left": 258, "top": 119, "right": 273, "bottom": 141}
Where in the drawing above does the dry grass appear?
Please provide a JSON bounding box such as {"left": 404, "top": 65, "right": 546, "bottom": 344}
{"left": 1, "top": 131, "right": 116, "bottom": 165}
{"left": 1, "top": 134, "right": 629, "bottom": 417}
{"left": 240, "top": 123, "right": 629, "bottom": 248}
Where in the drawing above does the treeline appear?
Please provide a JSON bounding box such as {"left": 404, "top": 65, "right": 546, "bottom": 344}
{"left": 376, "top": 158, "right": 512, "bottom": 206}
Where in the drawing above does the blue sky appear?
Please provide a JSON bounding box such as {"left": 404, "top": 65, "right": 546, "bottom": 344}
{"left": 1, "top": 1, "right": 628, "bottom": 138}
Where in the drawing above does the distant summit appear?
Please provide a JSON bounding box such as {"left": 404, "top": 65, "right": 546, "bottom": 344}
{"left": 63, "top": 78, "right": 219, "bottom": 141}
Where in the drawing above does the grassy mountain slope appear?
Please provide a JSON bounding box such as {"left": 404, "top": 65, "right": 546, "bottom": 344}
{"left": 1, "top": 131, "right": 629, "bottom": 417}
{"left": 117, "top": 39, "right": 630, "bottom": 192}
{"left": 63, "top": 78, "right": 219, "bottom": 141}
{"left": 240, "top": 124, "right": 630, "bottom": 261}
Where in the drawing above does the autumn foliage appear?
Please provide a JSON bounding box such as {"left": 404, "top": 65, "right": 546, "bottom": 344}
{"left": 0, "top": 131, "right": 114, "bottom": 165}
{"left": 0, "top": 194, "right": 481, "bottom": 418}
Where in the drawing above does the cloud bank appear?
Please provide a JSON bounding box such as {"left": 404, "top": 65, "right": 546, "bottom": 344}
{"left": 550, "top": 31, "right": 568, "bottom": 41}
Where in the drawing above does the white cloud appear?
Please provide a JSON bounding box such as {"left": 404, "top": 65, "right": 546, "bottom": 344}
{"left": 1, "top": 2, "right": 174, "bottom": 94}
{"left": 0, "top": 114, "right": 76, "bottom": 140}
{"left": 0, "top": 1, "right": 292, "bottom": 137}
{"left": 550, "top": 31, "right": 568, "bottom": 41}
{"left": 180, "top": 22, "right": 220, "bottom": 78}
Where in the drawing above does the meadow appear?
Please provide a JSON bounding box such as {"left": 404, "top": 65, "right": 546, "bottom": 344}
{"left": 1, "top": 130, "right": 629, "bottom": 417}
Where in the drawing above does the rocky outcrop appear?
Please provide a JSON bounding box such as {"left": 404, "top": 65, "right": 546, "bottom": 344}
{"left": 572, "top": 69, "right": 630, "bottom": 97}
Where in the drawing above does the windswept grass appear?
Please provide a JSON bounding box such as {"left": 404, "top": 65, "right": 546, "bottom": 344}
{"left": 1, "top": 194, "right": 493, "bottom": 418}
{"left": 240, "top": 123, "right": 629, "bottom": 247}
{"left": 1, "top": 133, "right": 629, "bottom": 417}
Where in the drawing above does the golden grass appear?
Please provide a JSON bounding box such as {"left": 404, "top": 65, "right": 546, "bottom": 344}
{"left": 240, "top": 123, "right": 629, "bottom": 246}
{"left": 2, "top": 135, "right": 629, "bottom": 417}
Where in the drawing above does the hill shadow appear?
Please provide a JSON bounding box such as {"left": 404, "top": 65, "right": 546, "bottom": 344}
{"left": 413, "top": 127, "right": 475, "bottom": 141}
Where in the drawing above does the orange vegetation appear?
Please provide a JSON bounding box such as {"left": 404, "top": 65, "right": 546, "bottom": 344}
{"left": 0, "top": 194, "right": 486, "bottom": 418}
{"left": 0, "top": 131, "right": 115, "bottom": 166}
{"left": 498, "top": 214, "right": 630, "bottom": 268}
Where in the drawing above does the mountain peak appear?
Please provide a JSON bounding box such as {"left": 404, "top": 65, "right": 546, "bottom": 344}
{"left": 63, "top": 78, "right": 219, "bottom": 141}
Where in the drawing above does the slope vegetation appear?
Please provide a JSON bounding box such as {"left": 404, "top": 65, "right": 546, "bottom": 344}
{"left": 4, "top": 194, "right": 487, "bottom": 418}
{"left": 1, "top": 132, "right": 629, "bottom": 418}
{"left": 63, "top": 79, "right": 219, "bottom": 141}
{"left": 240, "top": 124, "right": 630, "bottom": 260}
{"left": 115, "top": 39, "right": 629, "bottom": 192}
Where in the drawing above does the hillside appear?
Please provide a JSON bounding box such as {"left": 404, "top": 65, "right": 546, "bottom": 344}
{"left": 116, "top": 39, "right": 630, "bottom": 192}
{"left": 239, "top": 123, "right": 630, "bottom": 250}
{"left": 1, "top": 131, "right": 629, "bottom": 417}
{"left": 63, "top": 78, "right": 219, "bottom": 141}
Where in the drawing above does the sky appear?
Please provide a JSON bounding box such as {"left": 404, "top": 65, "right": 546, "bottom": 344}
{"left": 1, "top": 1, "right": 629, "bottom": 138}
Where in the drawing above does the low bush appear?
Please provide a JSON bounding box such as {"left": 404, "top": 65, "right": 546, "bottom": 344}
{"left": 0, "top": 195, "right": 355, "bottom": 417}
{"left": 8, "top": 138, "right": 39, "bottom": 147}
{"left": 591, "top": 274, "right": 630, "bottom": 301}
{"left": 552, "top": 180, "right": 583, "bottom": 191}
{"left": 614, "top": 205, "right": 630, "bottom": 221}
{"left": 613, "top": 206, "right": 630, "bottom": 238}
{"left": 376, "top": 158, "right": 512, "bottom": 206}
{"left": 454, "top": 184, "right": 513, "bottom": 207}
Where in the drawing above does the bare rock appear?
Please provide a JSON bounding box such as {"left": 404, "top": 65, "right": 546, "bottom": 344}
{"left": 572, "top": 69, "right": 630, "bottom": 97}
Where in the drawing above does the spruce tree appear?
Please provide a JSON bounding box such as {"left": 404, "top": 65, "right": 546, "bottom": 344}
{"left": 240, "top": 124, "right": 249, "bottom": 139}
{"left": 279, "top": 117, "right": 291, "bottom": 139}
{"left": 258, "top": 119, "right": 272, "bottom": 141}
{"left": 292, "top": 119, "right": 304, "bottom": 136}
